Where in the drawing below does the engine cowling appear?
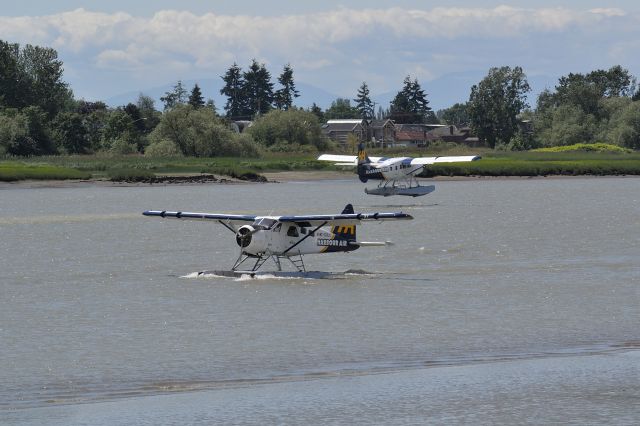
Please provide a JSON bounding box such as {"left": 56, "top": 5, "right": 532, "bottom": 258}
{"left": 235, "top": 225, "right": 268, "bottom": 254}
{"left": 236, "top": 225, "right": 254, "bottom": 248}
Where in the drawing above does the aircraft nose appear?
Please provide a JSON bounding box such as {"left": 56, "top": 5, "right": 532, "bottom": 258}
{"left": 236, "top": 226, "right": 253, "bottom": 248}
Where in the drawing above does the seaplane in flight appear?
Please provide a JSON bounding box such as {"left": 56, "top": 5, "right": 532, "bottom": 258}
{"left": 143, "top": 204, "right": 412, "bottom": 276}
{"left": 318, "top": 143, "right": 481, "bottom": 197}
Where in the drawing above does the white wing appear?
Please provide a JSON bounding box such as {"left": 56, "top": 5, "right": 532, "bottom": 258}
{"left": 317, "top": 154, "right": 357, "bottom": 165}
{"left": 410, "top": 155, "right": 481, "bottom": 166}
{"left": 143, "top": 210, "right": 256, "bottom": 231}
{"left": 317, "top": 154, "right": 384, "bottom": 166}
{"left": 277, "top": 212, "right": 413, "bottom": 227}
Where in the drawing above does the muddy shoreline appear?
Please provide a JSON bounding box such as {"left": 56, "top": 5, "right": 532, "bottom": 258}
{"left": 1, "top": 170, "right": 637, "bottom": 190}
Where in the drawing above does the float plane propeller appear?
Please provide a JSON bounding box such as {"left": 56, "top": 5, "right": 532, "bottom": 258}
{"left": 143, "top": 204, "right": 412, "bottom": 273}
{"left": 318, "top": 143, "right": 481, "bottom": 197}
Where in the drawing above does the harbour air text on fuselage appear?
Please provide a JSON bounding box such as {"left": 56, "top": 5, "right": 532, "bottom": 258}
{"left": 318, "top": 143, "right": 481, "bottom": 197}
{"left": 143, "top": 204, "right": 412, "bottom": 273}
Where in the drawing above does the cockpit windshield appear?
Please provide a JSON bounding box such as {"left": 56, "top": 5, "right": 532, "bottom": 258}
{"left": 252, "top": 218, "right": 277, "bottom": 230}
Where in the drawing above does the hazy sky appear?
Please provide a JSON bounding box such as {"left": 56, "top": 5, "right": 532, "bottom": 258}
{"left": 2, "top": 1, "right": 640, "bottom": 107}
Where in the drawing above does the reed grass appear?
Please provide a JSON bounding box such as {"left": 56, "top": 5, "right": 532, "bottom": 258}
{"left": 421, "top": 158, "right": 640, "bottom": 177}
{"left": 3, "top": 150, "right": 640, "bottom": 181}
{"left": 0, "top": 162, "right": 91, "bottom": 181}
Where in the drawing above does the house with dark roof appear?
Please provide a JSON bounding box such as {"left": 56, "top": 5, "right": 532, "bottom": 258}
{"left": 394, "top": 124, "right": 429, "bottom": 146}
{"left": 320, "top": 119, "right": 481, "bottom": 148}
{"left": 368, "top": 119, "right": 395, "bottom": 147}
{"left": 321, "top": 119, "right": 367, "bottom": 146}
{"left": 394, "top": 123, "right": 480, "bottom": 147}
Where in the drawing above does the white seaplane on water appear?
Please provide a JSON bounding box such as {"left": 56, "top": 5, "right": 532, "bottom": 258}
{"left": 143, "top": 204, "right": 412, "bottom": 276}
{"left": 318, "top": 143, "right": 481, "bottom": 197}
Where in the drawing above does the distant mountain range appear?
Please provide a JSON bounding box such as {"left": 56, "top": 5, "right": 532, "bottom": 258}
{"left": 104, "top": 71, "right": 557, "bottom": 113}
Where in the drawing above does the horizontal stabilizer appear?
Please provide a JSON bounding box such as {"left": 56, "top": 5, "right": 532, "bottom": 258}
{"left": 353, "top": 241, "right": 393, "bottom": 247}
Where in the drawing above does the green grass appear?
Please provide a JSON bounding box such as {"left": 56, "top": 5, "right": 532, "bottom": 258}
{"left": 531, "top": 143, "right": 632, "bottom": 154}
{"left": 2, "top": 149, "right": 640, "bottom": 181}
{"left": 0, "top": 162, "right": 92, "bottom": 181}
{"left": 14, "top": 154, "right": 335, "bottom": 177}
{"left": 421, "top": 156, "right": 640, "bottom": 177}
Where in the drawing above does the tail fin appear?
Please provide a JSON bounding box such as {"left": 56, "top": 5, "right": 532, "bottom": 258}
{"left": 357, "top": 143, "right": 372, "bottom": 182}
{"left": 357, "top": 142, "right": 371, "bottom": 165}
{"left": 331, "top": 204, "right": 356, "bottom": 240}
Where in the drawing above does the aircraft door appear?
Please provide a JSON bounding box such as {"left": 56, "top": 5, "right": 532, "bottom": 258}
{"left": 268, "top": 223, "right": 282, "bottom": 251}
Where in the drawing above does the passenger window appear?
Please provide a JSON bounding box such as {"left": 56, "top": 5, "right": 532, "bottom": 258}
{"left": 300, "top": 228, "right": 307, "bottom": 234}
{"left": 287, "top": 226, "right": 299, "bottom": 237}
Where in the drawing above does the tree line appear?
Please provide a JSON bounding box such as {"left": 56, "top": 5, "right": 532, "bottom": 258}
{"left": 2, "top": 38, "right": 640, "bottom": 158}
{"left": 439, "top": 65, "right": 640, "bottom": 150}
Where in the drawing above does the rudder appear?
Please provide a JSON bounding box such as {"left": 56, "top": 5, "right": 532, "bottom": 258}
{"left": 331, "top": 204, "right": 356, "bottom": 240}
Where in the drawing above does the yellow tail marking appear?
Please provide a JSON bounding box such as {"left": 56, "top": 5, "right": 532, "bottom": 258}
{"left": 335, "top": 225, "right": 355, "bottom": 234}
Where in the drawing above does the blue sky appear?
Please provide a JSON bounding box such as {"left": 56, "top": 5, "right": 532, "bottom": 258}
{"left": 2, "top": 1, "right": 640, "bottom": 110}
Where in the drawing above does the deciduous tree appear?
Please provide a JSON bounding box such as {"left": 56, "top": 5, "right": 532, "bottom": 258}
{"left": 437, "top": 103, "right": 470, "bottom": 127}
{"left": 468, "top": 66, "right": 530, "bottom": 148}
{"left": 325, "top": 98, "right": 359, "bottom": 120}
{"left": 52, "top": 112, "right": 89, "bottom": 154}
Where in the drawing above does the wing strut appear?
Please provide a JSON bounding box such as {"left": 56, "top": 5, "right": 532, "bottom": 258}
{"left": 218, "top": 220, "right": 236, "bottom": 233}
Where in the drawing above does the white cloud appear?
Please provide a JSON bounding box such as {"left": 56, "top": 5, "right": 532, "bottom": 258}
{"left": 588, "top": 8, "right": 626, "bottom": 17}
{"left": 1, "top": 6, "right": 638, "bottom": 101}
{"left": 2, "top": 6, "right": 633, "bottom": 65}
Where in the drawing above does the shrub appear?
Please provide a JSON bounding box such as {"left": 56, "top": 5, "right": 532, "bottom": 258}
{"left": 532, "top": 143, "right": 632, "bottom": 153}
{"left": 150, "top": 105, "right": 261, "bottom": 157}
{"left": 249, "top": 109, "right": 325, "bottom": 150}
{"left": 145, "top": 139, "right": 182, "bottom": 157}
{"left": 107, "top": 168, "right": 155, "bottom": 181}
{"left": 110, "top": 138, "right": 138, "bottom": 155}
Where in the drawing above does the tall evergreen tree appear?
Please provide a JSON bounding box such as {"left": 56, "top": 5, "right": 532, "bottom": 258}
{"left": 205, "top": 98, "right": 218, "bottom": 115}
{"left": 160, "top": 80, "right": 188, "bottom": 110}
{"left": 188, "top": 83, "right": 205, "bottom": 108}
{"left": 243, "top": 59, "right": 274, "bottom": 116}
{"left": 354, "top": 82, "right": 374, "bottom": 120}
{"left": 389, "top": 76, "right": 432, "bottom": 124}
{"left": 274, "top": 64, "right": 299, "bottom": 110}
{"left": 309, "top": 103, "right": 325, "bottom": 122}
{"left": 220, "top": 63, "right": 246, "bottom": 119}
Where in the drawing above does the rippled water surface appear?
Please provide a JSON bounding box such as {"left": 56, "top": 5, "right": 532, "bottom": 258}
{"left": 1, "top": 177, "right": 639, "bottom": 424}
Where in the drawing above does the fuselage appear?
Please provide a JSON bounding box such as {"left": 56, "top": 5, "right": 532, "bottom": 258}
{"left": 237, "top": 218, "right": 357, "bottom": 257}
{"left": 358, "top": 157, "right": 424, "bottom": 182}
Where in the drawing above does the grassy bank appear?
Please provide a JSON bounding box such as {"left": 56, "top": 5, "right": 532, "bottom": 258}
{"left": 2, "top": 154, "right": 334, "bottom": 182}
{"left": 0, "top": 162, "right": 91, "bottom": 182}
{"left": 2, "top": 149, "right": 640, "bottom": 182}
{"left": 421, "top": 151, "right": 640, "bottom": 177}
